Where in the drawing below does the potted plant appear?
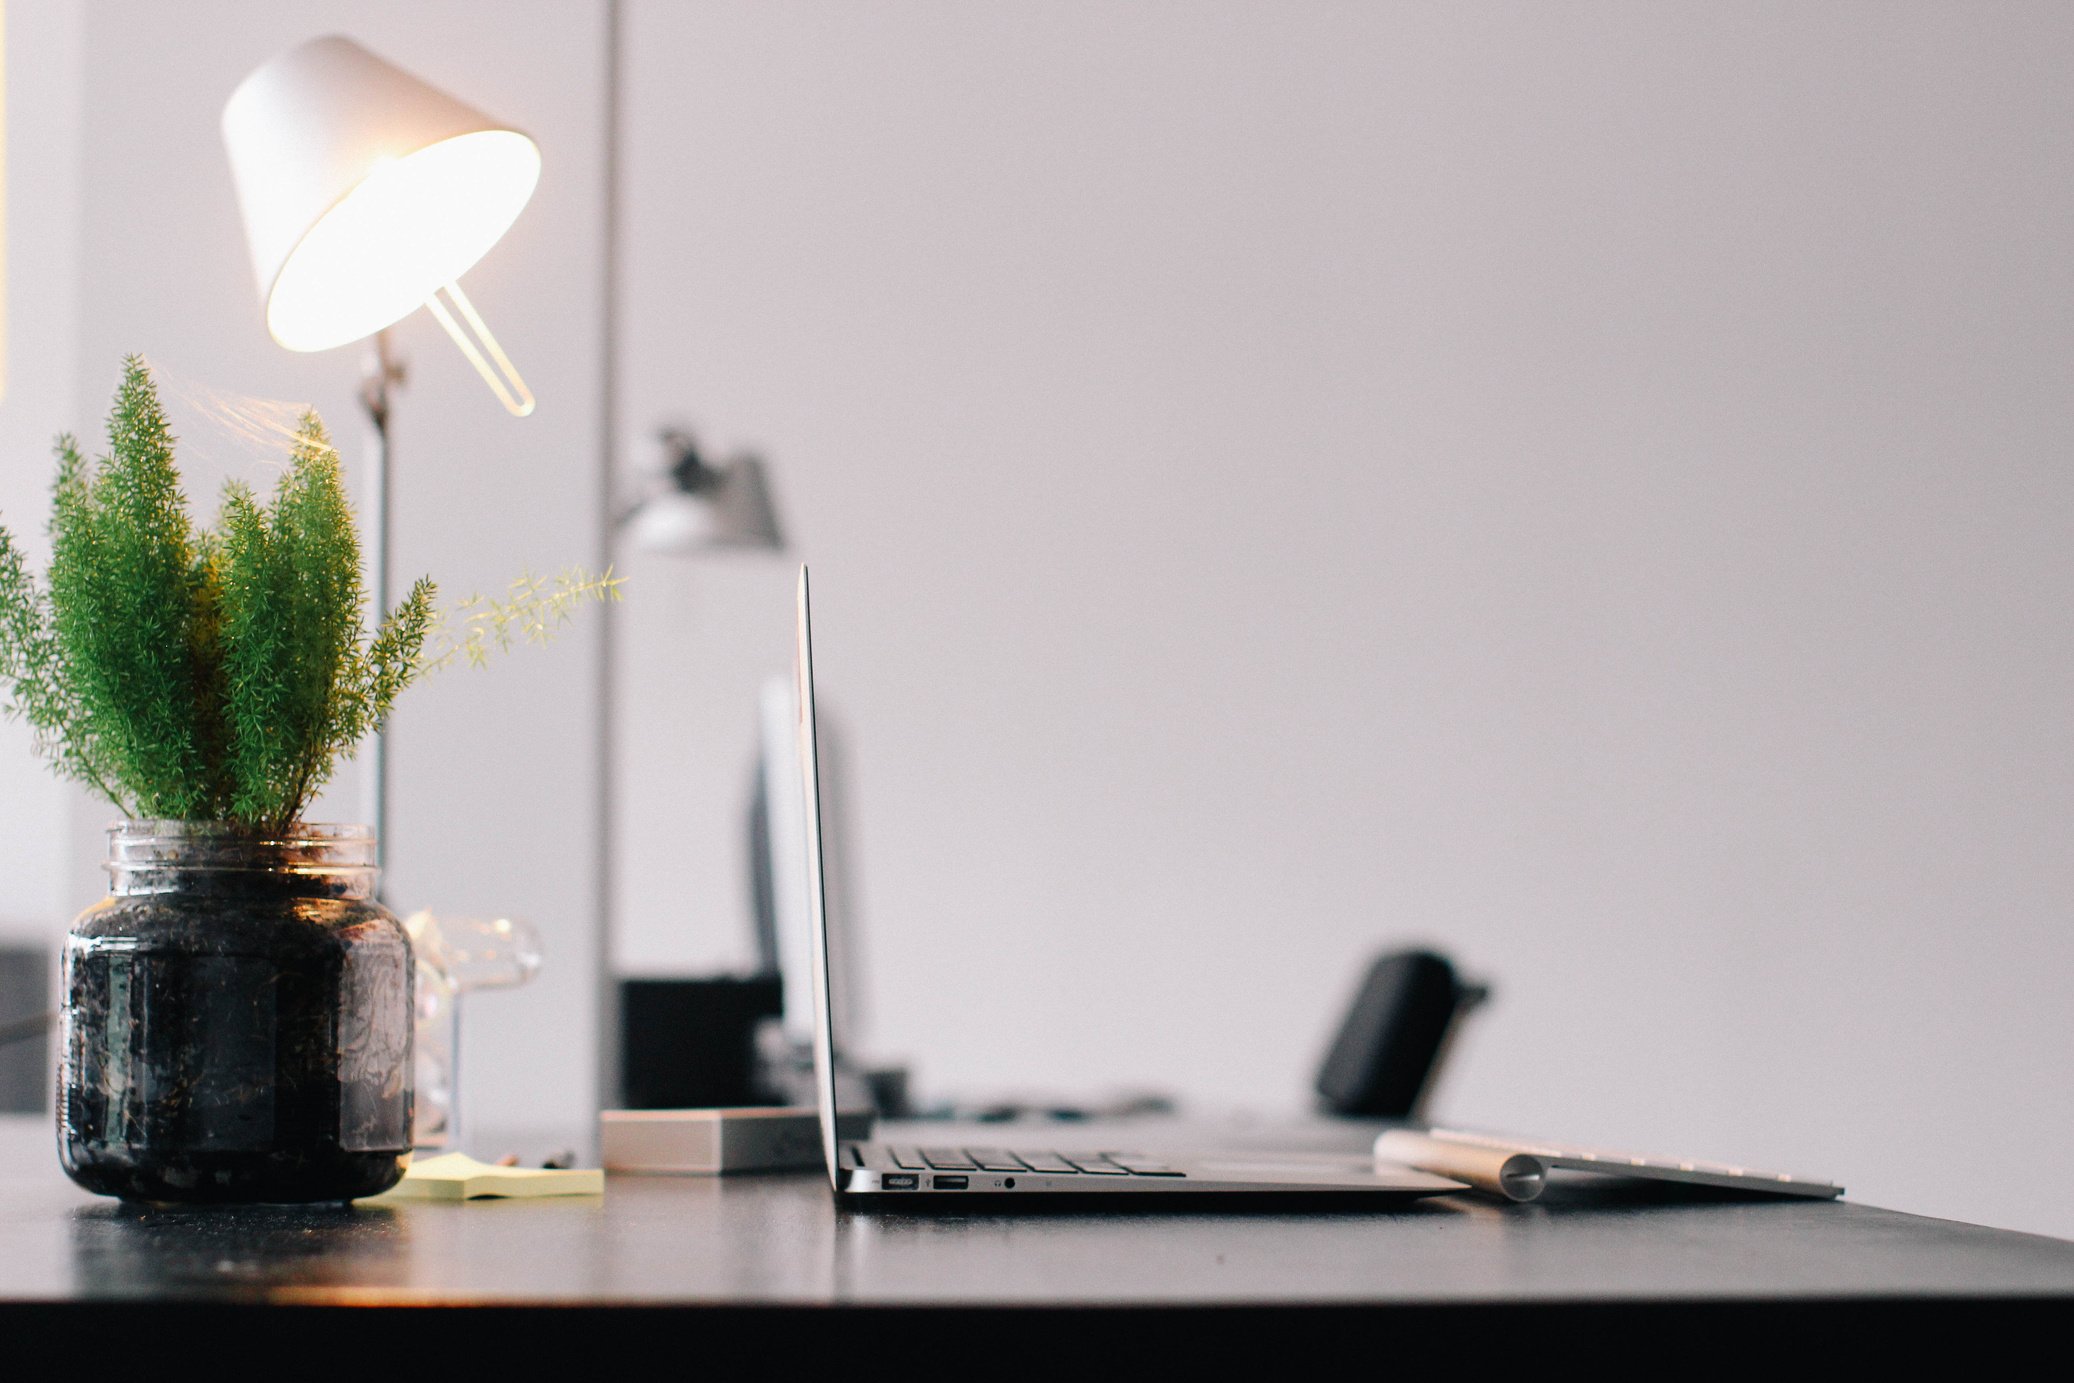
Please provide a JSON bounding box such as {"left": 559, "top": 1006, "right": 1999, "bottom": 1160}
{"left": 0, "top": 357, "right": 611, "bottom": 1203}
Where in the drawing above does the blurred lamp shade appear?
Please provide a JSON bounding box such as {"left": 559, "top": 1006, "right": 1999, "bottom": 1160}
{"left": 627, "top": 431, "right": 786, "bottom": 554}
{"left": 222, "top": 34, "right": 539, "bottom": 414}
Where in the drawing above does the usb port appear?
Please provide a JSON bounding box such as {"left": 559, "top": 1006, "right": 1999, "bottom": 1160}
{"left": 931, "top": 1175, "right": 969, "bottom": 1190}
{"left": 882, "top": 1173, "right": 919, "bottom": 1190}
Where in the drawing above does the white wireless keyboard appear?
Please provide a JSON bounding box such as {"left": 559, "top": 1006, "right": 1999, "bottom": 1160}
{"left": 1375, "top": 1127, "right": 1844, "bottom": 1202}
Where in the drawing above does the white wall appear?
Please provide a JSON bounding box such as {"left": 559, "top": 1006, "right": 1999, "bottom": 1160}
{"left": 0, "top": 0, "right": 83, "bottom": 941}
{"left": 615, "top": 2, "right": 2074, "bottom": 1238}
{"left": 50, "top": 0, "right": 611, "bottom": 1140}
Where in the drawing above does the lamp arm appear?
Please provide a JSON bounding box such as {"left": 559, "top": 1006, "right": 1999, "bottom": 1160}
{"left": 360, "top": 328, "right": 405, "bottom": 432}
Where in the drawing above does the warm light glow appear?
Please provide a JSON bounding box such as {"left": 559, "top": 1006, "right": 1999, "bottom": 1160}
{"left": 266, "top": 129, "right": 540, "bottom": 352}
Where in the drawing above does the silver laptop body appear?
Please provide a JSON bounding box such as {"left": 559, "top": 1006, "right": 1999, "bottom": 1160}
{"left": 794, "top": 566, "right": 1463, "bottom": 1201}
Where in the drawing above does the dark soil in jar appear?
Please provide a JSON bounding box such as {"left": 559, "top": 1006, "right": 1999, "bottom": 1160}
{"left": 59, "top": 862, "right": 413, "bottom": 1204}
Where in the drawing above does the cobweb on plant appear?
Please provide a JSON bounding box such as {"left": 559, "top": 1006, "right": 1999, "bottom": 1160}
{"left": 139, "top": 356, "right": 620, "bottom": 676}
{"left": 143, "top": 356, "right": 342, "bottom": 494}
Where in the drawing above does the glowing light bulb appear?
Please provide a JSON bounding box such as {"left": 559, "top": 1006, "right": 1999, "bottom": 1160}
{"left": 266, "top": 130, "right": 538, "bottom": 354}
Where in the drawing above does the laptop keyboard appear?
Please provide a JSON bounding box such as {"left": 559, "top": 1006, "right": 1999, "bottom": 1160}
{"left": 888, "top": 1146, "right": 1184, "bottom": 1177}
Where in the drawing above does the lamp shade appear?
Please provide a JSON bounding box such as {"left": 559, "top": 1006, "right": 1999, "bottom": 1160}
{"left": 629, "top": 455, "right": 787, "bottom": 554}
{"left": 222, "top": 35, "right": 540, "bottom": 353}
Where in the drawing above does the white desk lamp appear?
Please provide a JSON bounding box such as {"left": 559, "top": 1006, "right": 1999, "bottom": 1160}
{"left": 623, "top": 429, "right": 786, "bottom": 553}
{"left": 222, "top": 34, "right": 541, "bottom": 866}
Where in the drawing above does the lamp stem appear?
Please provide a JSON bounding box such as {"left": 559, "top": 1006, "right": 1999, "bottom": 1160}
{"left": 594, "top": 0, "right": 626, "bottom": 1112}
{"left": 360, "top": 328, "right": 402, "bottom": 887}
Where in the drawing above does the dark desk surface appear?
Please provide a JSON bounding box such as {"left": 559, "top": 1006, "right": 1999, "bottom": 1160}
{"left": 4, "top": 1115, "right": 2071, "bottom": 1350}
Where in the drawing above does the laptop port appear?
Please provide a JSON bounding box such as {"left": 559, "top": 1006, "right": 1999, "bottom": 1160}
{"left": 882, "top": 1173, "right": 919, "bottom": 1190}
{"left": 931, "top": 1175, "right": 969, "bottom": 1190}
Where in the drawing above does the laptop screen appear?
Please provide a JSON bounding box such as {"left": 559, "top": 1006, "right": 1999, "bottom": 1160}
{"left": 794, "top": 566, "right": 845, "bottom": 1187}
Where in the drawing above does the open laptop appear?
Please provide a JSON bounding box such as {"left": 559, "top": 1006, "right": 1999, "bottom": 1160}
{"left": 795, "top": 566, "right": 1464, "bottom": 1201}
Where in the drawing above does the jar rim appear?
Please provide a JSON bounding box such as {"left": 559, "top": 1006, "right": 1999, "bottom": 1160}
{"left": 109, "top": 821, "right": 373, "bottom": 845}
{"left": 103, "top": 822, "right": 380, "bottom": 891}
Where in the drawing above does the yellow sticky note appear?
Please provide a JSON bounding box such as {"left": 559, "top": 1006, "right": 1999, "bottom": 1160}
{"left": 373, "top": 1152, "right": 604, "bottom": 1201}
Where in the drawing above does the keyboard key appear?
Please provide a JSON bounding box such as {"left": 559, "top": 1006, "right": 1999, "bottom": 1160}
{"left": 963, "top": 1149, "right": 1029, "bottom": 1172}
{"left": 885, "top": 1147, "right": 924, "bottom": 1170}
{"left": 1109, "top": 1157, "right": 1184, "bottom": 1177}
{"left": 920, "top": 1148, "right": 977, "bottom": 1171}
{"left": 1015, "top": 1153, "right": 1080, "bottom": 1174}
{"left": 1063, "top": 1154, "right": 1129, "bottom": 1175}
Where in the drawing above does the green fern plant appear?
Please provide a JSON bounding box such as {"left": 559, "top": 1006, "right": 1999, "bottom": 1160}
{"left": 0, "top": 356, "right": 618, "bottom": 830}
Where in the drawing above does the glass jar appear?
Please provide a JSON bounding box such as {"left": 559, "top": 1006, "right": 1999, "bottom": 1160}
{"left": 405, "top": 910, "right": 542, "bottom": 1152}
{"left": 58, "top": 823, "right": 413, "bottom": 1203}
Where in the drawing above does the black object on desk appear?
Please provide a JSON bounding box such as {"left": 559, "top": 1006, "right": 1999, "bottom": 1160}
{"left": 0, "top": 946, "right": 48, "bottom": 1115}
{"left": 618, "top": 975, "right": 784, "bottom": 1108}
{"left": 1315, "top": 949, "right": 1489, "bottom": 1118}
